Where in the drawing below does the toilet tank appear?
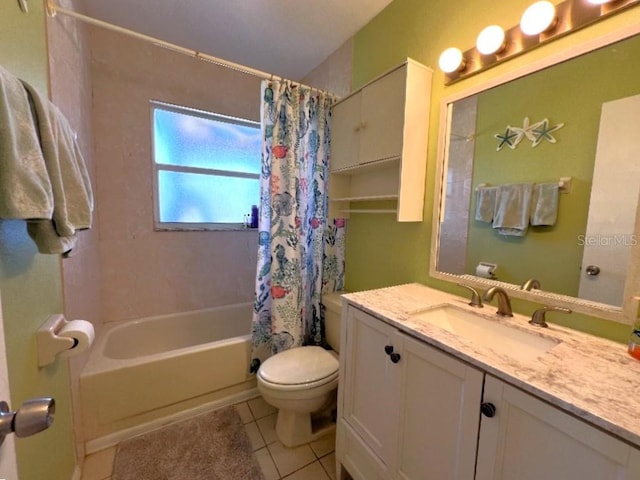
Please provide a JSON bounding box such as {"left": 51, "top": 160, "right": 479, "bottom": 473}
{"left": 323, "top": 292, "right": 346, "bottom": 354}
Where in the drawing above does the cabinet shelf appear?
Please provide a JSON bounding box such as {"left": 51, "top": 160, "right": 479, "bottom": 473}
{"left": 339, "top": 209, "right": 397, "bottom": 214}
{"left": 332, "top": 194, "right": 398, "bottom": 202}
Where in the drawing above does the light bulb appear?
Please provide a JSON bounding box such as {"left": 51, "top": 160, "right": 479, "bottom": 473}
{"left": 520, "top": 1, "right": 557, "bottom": 35}
{"left": 438, "top": 47, "right": 465, "bottom": 73}
{"left": 476, "top": 25, "right": 506, "bottom": 55}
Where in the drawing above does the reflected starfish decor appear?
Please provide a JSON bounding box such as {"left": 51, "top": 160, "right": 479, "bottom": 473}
{"left": 495, "top": 117, "right": 564, "bottom": 150}
{"left": 494, "top": 127, "right": 520, "bottom": 151}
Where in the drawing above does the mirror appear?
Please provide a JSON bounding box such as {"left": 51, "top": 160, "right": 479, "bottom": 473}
{"left": 432, "top": 26, "right": 640, "bottom": 324}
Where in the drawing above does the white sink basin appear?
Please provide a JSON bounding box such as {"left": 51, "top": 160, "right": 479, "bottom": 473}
{"left": 411, "top": 305, "right": 560, "bottom": 362}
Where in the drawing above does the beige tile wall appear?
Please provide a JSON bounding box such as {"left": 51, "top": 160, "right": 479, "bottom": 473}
{"left": 90, "top": 27, "right": 261, "bottom": 323}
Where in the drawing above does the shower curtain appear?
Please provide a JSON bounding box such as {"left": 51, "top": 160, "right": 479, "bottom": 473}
{"left": 250, "top": 79, "right": 344, "bottom": 372}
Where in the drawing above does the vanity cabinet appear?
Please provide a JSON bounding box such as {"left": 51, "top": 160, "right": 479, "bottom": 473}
{"left": 337, "top": 306, "right": 484, "bottom": 479}
{"left": 337, "top": 305, "right": 640, "bottom": 480}
{"left": 476, "top": 375, "right": 640, "bottom": 479}
{"left": 329, "top": 59, "right": 432, "bottom": 221}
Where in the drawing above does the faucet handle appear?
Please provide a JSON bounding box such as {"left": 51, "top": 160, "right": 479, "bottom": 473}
{"left": 457, "top": 283, "right": 483, "bottom": 308}
{"left": 529, "top": 306, "right": 571, "bottom": 328}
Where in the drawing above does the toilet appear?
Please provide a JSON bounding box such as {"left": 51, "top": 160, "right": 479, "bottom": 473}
{"left": 257, "top": 292, "right": 344, "bottom": 447}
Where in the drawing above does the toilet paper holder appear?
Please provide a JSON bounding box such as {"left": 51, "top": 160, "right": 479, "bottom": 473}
{"left": 36, "top": 314, "right": 79, "bottom": 367}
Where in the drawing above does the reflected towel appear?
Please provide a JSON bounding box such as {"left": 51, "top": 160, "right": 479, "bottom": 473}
{"left": 492, "top": 183, "right": 533, "bottom": 236}
{"left": 21, "top": 81, "right": 94, "bottom": 254}
{"left": 531, "top": 182, "right": 559, "bottom": 226}
{"left": 475, "top": 186, "right": 497, "bottom": 223}
{"left": 0, "top": 65, "right": 53, "bottom": 219}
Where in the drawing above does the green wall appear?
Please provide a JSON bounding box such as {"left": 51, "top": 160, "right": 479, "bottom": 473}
{"left": 466, "top": 34, "right": 640, "bottom": 296}
{"left": 0, "top": 2, "right": 76, "bottom": 479}
{"left": 346, "top": 0, "right": 640, "bottom": 342}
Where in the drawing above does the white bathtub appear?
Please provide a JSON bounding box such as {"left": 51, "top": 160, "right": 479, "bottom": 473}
{"left": 81, "top": 303, "right": 256, "bottom": 441}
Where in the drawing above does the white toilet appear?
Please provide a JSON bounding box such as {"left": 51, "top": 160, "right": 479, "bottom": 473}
{"left": 257, "top": 292, "right": 344, "bottom": 447}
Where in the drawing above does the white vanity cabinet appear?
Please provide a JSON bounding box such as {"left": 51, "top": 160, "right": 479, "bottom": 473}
{"left": 337, "top": 306, "right": 484, "bottom": 480}
{"left": 476, "top": 375, "right": 640, "bottom": 480}
{"left": 329, "top": 59, "right": 432, "bottom": 221}
{"left": 337, "top": 305, "right": 640, "bottom": 480}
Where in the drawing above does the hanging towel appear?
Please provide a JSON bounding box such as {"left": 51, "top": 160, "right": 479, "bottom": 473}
{"left": 530, "top": 182, "right": 559, "bottom": 226}
{"left": 21, "top": 81, "right": 94, "bottom": 254}
{"left": 0, "top": 65, "right": 53, "bottom": 219}
{"left": 475, "top": 186, "right": 497, "bottom": 223}
{"left": 492, "top": 183, "right": 533, "bottom": 236}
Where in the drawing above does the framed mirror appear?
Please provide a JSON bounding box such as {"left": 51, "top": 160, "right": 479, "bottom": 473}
{"left": 431, "top": 24, "right": 640, "bottom": 324}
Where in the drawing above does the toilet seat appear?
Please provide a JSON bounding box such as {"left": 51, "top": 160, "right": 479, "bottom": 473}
{"left": 258, "top": 346, "right": 338, "bottom": 389}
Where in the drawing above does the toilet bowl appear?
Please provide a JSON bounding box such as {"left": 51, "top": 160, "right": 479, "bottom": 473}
{"left": 256, "top": 293, "right": 345, "bottom": 447}
{"left": 257, "top": 345, "right": 339, "bottom": 447}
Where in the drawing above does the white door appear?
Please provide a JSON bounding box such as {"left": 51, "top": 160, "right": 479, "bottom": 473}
{"left": 476, "top": 375, "right": 640, "bottom": 480}
{"left": 394, "top": 334, "right": 483, "bottom": 480}
{"left": 579, "top": 94, "right": 640, "bottom": 306}
{"left": 0, "top": 291, "right": 18, "bottom": 479}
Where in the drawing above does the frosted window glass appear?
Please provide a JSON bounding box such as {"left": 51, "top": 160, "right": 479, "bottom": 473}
{"left": 154, "top": 108, "right": 261, "bottom": 174}
{"left": 158, "top": 171, "right": 259, "bottom": 224}
{"left": 152, "top": 103, "right": 261, "bottom": 227}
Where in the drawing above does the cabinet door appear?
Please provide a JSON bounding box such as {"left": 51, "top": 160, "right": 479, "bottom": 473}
{"left": 395, "top": 334, "right": 483, "bottom": 480}
{"left": 477, "top": 375, "right": 640, "bottom": 480}
{"left": 330, "top": 91, "right": 362, "bottom": 171}
{"left": 359, "top": 65, "right": 406, "bottom": 164}
{"left": 342, "top": 307, "right": 401, "bottom": 468}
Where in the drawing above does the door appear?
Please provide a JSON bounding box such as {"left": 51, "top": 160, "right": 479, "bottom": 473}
{"left": 330, "top": 92, "right": 362, "bottom": 171}
{"left": 579, "top": 94, "right": 640, "bottom": 305}
{"left": 395, "top": 335, "right": 483, "bottom": 480}
{"left": 0, "top": 291, "right": 18, "bottom": 479}
{"left": 341, "top": 307, "right": 401, "bottom": 469}
{"left": 477, "top": 375, "right": 640, "bottom": 480}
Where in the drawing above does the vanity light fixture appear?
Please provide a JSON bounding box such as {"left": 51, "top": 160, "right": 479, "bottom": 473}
{"left": 439, "top": 0, "right": 640, "bottom": 84}
{"left": 438, "top": 47, "right": 466, "bottom": 73}
{"left": 476, "top": 25, "right": 507, "bottom": 55}
{"left": 520, "top": 1, "right": 557, "bottom": 36}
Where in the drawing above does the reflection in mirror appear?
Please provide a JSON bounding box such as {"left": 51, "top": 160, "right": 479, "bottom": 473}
{"left": 434, "top": 33, "right": 640, "bottom": 322}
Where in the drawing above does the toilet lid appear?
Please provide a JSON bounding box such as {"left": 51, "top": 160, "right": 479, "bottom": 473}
{"left": 259, "top": 346, "right": 338, "bottom": 386}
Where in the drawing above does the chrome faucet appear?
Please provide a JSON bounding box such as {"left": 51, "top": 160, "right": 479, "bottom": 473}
{"left": 457, "top": 283, "right": 483, "bottom": 308}
{"left": 521, "top": 278, "right": 541, "bottom": 291}
{"left": 482, "top": 286, "right": 513, "bottom": 317}
{"left": 529, "top": 306, "right": 571, "bottom": 328}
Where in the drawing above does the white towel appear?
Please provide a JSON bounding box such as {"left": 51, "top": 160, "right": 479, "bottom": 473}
{"left": 0, "top": 65, "right": 53, "bottom": 219}
{"left": 530, "top": 183, "right": 559, "bottom": 226}
{"left": 21, "top": 81, "right": 94, "bottom": 254}
{"left": 475, "top": 186, "right": 497, "bottom": 223}
{"left": 492, "top": 183, "right": 533, "bottom": 237}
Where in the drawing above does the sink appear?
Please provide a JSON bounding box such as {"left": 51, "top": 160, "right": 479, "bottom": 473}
{"left": 410, "top": 305, "right": 560, "bottom": 362}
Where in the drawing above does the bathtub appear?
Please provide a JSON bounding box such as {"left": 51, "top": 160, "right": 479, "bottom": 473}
{"left": 80, "top": 303, "right": 256, "bottom": 442}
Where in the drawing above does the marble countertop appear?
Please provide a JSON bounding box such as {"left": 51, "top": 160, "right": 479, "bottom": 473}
{"left": 342, "top": 283, "right": 640, "bottom": 447}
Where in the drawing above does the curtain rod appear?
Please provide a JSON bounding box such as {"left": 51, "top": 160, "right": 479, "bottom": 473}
{"left": 45, "top": 1, "right": 338, "bottom": 97}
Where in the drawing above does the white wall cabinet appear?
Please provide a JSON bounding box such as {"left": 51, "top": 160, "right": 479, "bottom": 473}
{"left": 337, "top": 305, "right": 640, "bottom": 480}
{"left": 329, "top": 59, "right": 432, "bottom": 221}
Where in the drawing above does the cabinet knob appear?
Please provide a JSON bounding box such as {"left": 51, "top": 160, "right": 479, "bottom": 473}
{"left": 384, "top": 345, "right": 394, "bottom": 355}
{"left": 390, "top": 352, "right": 401, "bottom": 364}
{"left": 480, "top": 402, "right": 496, "bottom": 418}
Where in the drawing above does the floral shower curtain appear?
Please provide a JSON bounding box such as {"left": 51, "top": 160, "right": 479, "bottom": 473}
{"left": 250, "top": 79, "right": 345, "bottom": 372}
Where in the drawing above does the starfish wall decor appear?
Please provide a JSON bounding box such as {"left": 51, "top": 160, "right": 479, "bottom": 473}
{"left": 494, "top": 117, "right": 564, "bottom": 151}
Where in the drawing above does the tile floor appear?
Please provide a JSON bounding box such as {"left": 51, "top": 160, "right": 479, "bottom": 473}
{"left": 80, "top": 396, "right": 339, "bottom": 480}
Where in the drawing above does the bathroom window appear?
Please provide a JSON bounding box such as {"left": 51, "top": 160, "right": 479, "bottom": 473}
{"left": 151, "top": 101, "right": 261, "bottom": 230}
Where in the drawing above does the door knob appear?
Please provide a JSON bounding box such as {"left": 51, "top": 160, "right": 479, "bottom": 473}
{"left": 0, "top": 397, "right": 55, "bottom": 445}
{"left": 585, "top": 265, "right": 600, "bottom": 276}
{"left": 384, "top": 345, "right": 394, "bottom": 355}
{"left": 390, "top": 352, "right": 401, "bottom": 363}
{"left": 480, "top": 402, "right": 496, "bottom": 418}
